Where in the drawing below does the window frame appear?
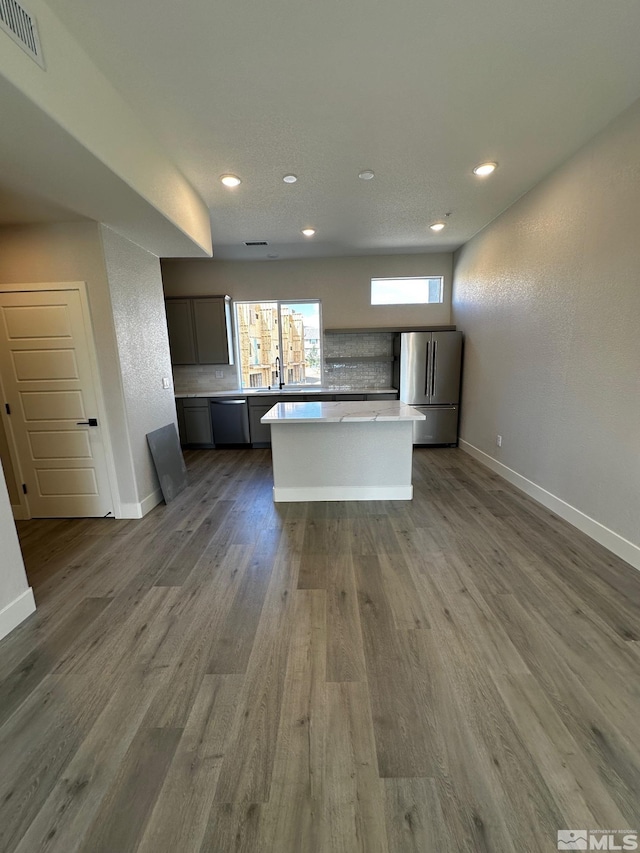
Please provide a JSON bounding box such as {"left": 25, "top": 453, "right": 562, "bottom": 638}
{"left": 234, "top": 298, "right": 323, "bottom": 390}
{"left": 370, "top": 276, "right": 444, "bottom": 305}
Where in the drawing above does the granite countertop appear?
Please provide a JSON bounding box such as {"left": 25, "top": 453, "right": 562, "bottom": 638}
{"left": 175, "top": 388, "right": 398, "bottom": 398}
{"left": 261, "top": 400, "right": 426, "bottom": 424}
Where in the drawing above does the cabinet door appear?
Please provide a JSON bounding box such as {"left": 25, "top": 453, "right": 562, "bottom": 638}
{"left": 367, "top": 393, "right": 397, "bottom": 400}
{"left": 166, "top": 300, "right": 196, "bottom": 364}
{"left": 175, "top": 399, "right": 186, "bottom": 444}
{"left": 183, "top": 405, "right": 214, "bottom": 446}
{"left": 193, "top": 298, "right": 233, "bottom": 365}
{"left": 249, "top": 404, "right": 273, "bottom": 445}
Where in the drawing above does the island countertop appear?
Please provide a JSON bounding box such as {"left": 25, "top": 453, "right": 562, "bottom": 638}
{"left": 261, "top": 400, "right": 426, "bottom": 424}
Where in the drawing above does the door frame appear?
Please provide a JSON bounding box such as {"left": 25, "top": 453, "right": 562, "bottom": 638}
{"left": 0, "top": 281, "right": 120, "bottom": 520}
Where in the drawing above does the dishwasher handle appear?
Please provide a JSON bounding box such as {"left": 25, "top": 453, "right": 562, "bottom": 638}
{"left": 210, "top": 399, "right": 247, "bottom": 405}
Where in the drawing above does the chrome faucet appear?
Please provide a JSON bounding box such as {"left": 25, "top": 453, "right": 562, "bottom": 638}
{"left": 275, "top": 356, "right": 285, "bottom": 390}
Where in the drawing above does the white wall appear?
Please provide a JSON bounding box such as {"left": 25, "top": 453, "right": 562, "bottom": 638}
{"left": 452, "top": 97, "right": 640, "bottom": 569}
{"left": 161, "top": 253, "right": 453, "bottom": 329}
{"left": 0, "top": 457, "right": 34, "bottom": 641}
{"left": 0, "top": 416, "right": 19, "bottom": 506}
{"left": 100, "top": 226, "right": 177, "bottom": 512}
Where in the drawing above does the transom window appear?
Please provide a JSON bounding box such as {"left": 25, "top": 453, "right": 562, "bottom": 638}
{"left": 371, "top": 276, "right": 443, "bottom": 305}
{"left": 235, "top": 300, "right": 322, "bottom": 389}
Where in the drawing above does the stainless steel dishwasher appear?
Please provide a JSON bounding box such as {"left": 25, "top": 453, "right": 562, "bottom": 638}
{"left": 209, "top": 399, "right": 250, "bottom": 445}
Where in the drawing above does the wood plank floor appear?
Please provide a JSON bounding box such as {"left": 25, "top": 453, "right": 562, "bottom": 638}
{"left": 1, "top": 447, "right": 639, "bottom": 852}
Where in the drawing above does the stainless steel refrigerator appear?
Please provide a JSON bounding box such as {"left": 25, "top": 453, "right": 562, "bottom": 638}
{"left": 394, "top": 331, "right": 462, "bottom": 445}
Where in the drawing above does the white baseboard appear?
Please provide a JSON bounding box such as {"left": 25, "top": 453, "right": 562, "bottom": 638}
{"left": 459, "top": 439, "right": 640, "bottom": 572}
{"left": 0, "top": 587, "right": 36, "bottom": 641}
{"left": 117, "top": 488, "right": 163, "bottom": 519}
{"left": 140, "top": 488, "right": 163, "bottom": 516}
{"left": 273, "top": 485, "right": 413, "bottom": 502}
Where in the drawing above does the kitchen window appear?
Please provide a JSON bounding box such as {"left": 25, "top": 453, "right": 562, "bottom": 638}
{"left": 371, "top": 276, "right": 443, "bottom": 305}
{"left": 235, "top": 300, "right": 322, "bottom": 389}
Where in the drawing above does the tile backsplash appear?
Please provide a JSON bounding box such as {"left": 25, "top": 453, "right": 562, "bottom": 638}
{"left": 323, "top": 332, "right": 395, "bottom": 389}
{"left": 172, "top": 332, "right": 397, "bottom": 392}
{"left": 172, "top": 364, "right": 239, "bottom": 394}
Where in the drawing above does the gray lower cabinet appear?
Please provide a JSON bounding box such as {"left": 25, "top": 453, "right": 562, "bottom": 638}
{"left": 367, "top": 393, "right": 397, "bottom": 400}
{"left": 249, "top": 403, "right": 274, "bottom": 445}
{"left": 176, "top": 398, "right": 214, "bottom": 446}
{"left": 248, "top": 395, "right": 310, "bottom": 446}
{"left": 176, "top": 398, "right": 186, "bottom": 442}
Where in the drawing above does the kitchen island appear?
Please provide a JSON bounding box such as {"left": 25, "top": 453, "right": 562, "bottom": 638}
{"left": 261, "top": 400, "right": 425, "bottom": 502}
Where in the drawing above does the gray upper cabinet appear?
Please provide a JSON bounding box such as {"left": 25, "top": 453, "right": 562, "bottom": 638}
{"left": 166, "top": 295, "right": 234, "bottom": 365}
{"left": 165, "top": 299, "right": 197, "bottom": 364}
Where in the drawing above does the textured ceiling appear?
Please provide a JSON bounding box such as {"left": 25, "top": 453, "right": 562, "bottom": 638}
{"left": 12, "top": 0, "right": 640, "bottom": 258}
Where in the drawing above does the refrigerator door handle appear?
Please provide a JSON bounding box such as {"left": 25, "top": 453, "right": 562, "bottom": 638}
{"left": 423, "top": 341, "right": 430, "bottom": 397}
{"left": 431, "top": 340, "right": 438, "bottom": 396}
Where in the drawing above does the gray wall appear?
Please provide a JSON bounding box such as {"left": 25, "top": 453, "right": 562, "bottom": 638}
{"left": 163, "top": 252, "right": 453, "bottom": 391}
{"left": 0, "top": 221, "right": 174, "bottom": 516}
{"left": 100, "top": 226, "right": 177, "bottom": 506}
{"left": 0, "top": 222, "right": 136, "bottom": 506}
{"left": 452, "top": 97, "right": 640, "bottom": 562}
{"left": 161, "top": 253, "right": 452, "bottom": 328}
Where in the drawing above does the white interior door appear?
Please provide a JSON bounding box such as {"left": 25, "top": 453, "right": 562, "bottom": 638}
{"left": 0, "top": 289, "right": 113, "bottom": 517}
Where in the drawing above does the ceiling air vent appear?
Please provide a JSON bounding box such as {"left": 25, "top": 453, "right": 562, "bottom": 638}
{"left": 0, "top": 0, "right": 45, "bottom": 69}
{"left": 244, "top": 241, "right": 269, "bottom": 246}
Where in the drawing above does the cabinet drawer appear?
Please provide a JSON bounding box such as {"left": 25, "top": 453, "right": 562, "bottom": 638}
{"left": 181, "top": 398, "right": 209, "bottom": 409}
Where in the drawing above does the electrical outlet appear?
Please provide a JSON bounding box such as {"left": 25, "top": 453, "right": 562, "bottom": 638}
{"left": 215, "top": 369, "right": 224, "bottom": 378}
{"left": 162, "top": 377, "right": 171, "bottom": 389}
{"left": 496, "top": 434, "right": 502, "bottom": 447}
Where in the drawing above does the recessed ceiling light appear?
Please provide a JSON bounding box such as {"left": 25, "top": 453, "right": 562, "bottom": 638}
{"left": 283, "top": 174, "right": 297, "bottom": 184}
{"left": 301, "top": 228, "right": 316, "bottom": 237}
{"left": 220, "top": 174, "right": 242, "bottom": 187}
{"left": 358, "top": 170, "right": 375, "bottom": 180}
{"left": 473, "top": 161, "right": 497, "bottom": 177}
{"left": 430, "top": 222, "right": 446, "bottom": 232}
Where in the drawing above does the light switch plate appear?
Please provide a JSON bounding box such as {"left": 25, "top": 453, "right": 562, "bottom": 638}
{"left": 162, "top": 377, "right": 171, "bottom": 389}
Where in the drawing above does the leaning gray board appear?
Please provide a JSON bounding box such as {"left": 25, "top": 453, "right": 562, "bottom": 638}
{"left": 146, "top": 423, "right": 188, "bottom": 504}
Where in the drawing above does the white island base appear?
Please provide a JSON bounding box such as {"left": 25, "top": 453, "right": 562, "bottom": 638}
{"left": 262, "top": 401, "right": 425, "bottom": 502}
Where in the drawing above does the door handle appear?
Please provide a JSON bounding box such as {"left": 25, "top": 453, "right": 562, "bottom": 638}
{"left": 431, "top": 341, "right": 438, "bottom": 396}
{"left": 77, "top": 418, "right": 98, "bottom": 426}
{"left": 424, "top": 341, "right": 430, "bottom": 396}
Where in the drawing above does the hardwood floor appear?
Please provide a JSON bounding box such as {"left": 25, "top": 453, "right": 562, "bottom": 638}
{"left": 1, "top": 447, "right": 639, "bottom": 852}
